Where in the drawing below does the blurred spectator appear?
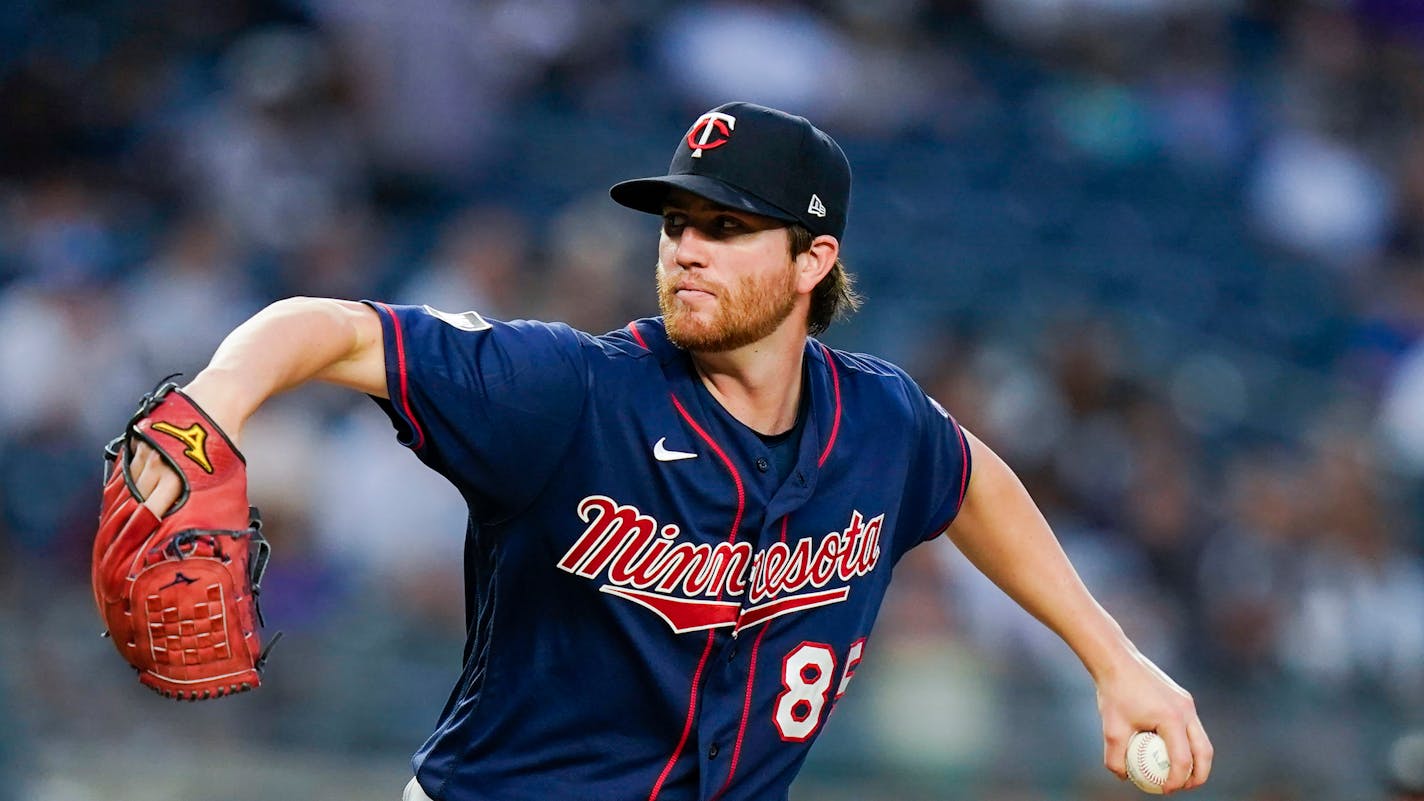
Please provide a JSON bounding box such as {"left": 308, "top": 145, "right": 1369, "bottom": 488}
{"left": 653, "top": 1, "right": 856, "bottom": 120}
{"left": 980, "top": 0, "right": 1216, "bottom": 50}
{"left": 309, "top": 0, "right": 633, "bottom": 186}
{"left": 532, "top": 191, "right": 648, "bottom": 331}
{"left": 1279, "top": 418, "right": 1424, "bottom": 704}
{"left": 274, "top": 206, "right": 389, "bottom": 299}
{"left": 0, "top": 571, "right": 21, "bottom": 801}
{"left": 1247, "top": 5, "right": 1397, "bottom": 270}
{"left": 396, "top": 204, "right": 529, "bottom": 318}
{"left": 1141, "top": 14, "right": 1247, "bottom": 171}
{"left": 1117, "top": 394, "right": 1206, "bottom": 626}
{"left": 819, "top": 0, "right": 976, "bottom": 138}
{"left": 0, "top": 176, "right": 147, "bottom": 572}
{"left": 170, "top": 24, "right": 367, "bottom": 254}
{"left": 308, "top": 405, "right": 467, "bottom": 598}
{"left": 1196, "top": 446, "right": 1309, "bottom": 682}
{"left": 121, "top": 212, "right": 262, "bottom": 376}
{"left": 1387, "top": 729, "right": 1424, "bottom": 800}
{"left": 861, "top": 544, "right": 1001, "bottom": 789}
{"left": 1246, "top": 129, "right": 1392, "bottom": 269}
{"left": 1379, "top": 339, "right": 1424, "bottom": 476}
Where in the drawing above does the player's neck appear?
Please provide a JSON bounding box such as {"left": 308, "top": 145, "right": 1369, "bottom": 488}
{"left": 689, "top": 323, "right": 807, "bottom": 436}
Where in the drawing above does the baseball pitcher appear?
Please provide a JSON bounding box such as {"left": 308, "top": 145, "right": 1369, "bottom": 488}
{"left": 94, "top": 102, "right": 1213, "bottom": 799}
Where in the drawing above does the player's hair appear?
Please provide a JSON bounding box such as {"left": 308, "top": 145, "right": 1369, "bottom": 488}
{"left": 790, "top": 224, "right": 861, "bottom": 336}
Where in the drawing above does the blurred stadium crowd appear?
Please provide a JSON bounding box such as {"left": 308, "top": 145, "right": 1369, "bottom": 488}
{"left": 2, "top": 0, "right": 1424, "bottom": 799}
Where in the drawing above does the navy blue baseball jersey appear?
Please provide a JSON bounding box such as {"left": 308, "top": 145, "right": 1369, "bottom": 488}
{"left": 364, "top": 301, "right": 972, "bottom": 801}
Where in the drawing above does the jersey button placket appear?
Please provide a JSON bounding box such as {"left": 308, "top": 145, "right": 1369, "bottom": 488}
{"left": 754, "top": 457, "right": 770, "bottom": 473}
{"left": 707, "top": 743, "right": 720, "bottom": 759}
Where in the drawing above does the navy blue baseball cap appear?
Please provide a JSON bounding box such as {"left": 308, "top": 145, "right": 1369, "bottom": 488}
{"left": 611, "top": 102, "right": 851, "bottom": 240}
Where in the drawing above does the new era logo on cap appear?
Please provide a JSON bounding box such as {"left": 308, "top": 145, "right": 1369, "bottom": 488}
{"left": 609, "top": 101, "right": 852, "bottom": 241}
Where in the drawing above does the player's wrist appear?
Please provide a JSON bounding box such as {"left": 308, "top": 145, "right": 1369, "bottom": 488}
{"left": 1075, "top": 620, "right": 1138, "bottom": 684}
{"left": 181, "top": 368, "right": 258, "bottom": 445}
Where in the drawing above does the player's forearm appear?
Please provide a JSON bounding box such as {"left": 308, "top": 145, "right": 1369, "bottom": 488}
{"left": 182, "top": 297, "right": 386, "bottom": 439}
{"left": 946, "top": 430, "right": 1137, "bottom": 682}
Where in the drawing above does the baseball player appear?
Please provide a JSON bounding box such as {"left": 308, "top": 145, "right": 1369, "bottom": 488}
{"left": 101, "top": 102, "right": 1212, "bottom": 799}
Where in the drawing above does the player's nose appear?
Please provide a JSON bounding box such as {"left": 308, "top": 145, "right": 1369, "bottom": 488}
{"left": 672, "top": 225, "right": 713, "bottom": 270}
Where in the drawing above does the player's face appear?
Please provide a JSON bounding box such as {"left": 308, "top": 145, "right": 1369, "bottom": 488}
{"left": 656, "top": 194, "right": 799, "bottom": 353}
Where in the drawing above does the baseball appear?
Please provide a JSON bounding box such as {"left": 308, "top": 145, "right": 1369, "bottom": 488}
{"left": 1125, "top": 731, "right": 1171, "bottom": 794}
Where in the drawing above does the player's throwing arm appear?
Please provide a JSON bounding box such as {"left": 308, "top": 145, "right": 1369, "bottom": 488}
{"left": 946, "top": 429, "right": 1213, "bottom": 793}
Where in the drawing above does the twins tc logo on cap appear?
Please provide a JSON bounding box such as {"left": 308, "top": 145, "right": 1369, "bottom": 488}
{"left": 609, "top": 101, "right": 852, "bottom": 240}
{"left": 686, "top": 111, "right": 736, "bottom": 158}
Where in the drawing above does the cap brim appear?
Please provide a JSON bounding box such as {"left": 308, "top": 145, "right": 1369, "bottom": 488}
{"left": 610, "top": 174, "right": 798, "bottom": 224}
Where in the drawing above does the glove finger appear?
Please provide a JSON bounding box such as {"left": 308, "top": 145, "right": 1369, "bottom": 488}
{"left": 96, "top": 491, "right": 138, "bottom": 553}
{"left": 102, "top": 442, "right": 138, "bottom": 509}
{"left": 94, "top": 501, "right": 160, "bottom": 596}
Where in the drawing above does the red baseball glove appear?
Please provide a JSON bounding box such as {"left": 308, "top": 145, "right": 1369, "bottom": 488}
{"left": 93, "top": 380, "right": 277, "bottom": 700}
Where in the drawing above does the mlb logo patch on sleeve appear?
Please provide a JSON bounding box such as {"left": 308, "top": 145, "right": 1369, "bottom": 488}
{"left": 422, "top": 305, "right": 492, "bottom": 331}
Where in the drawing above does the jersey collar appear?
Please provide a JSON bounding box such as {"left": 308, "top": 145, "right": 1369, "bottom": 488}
{"left": 618, "top": 317, "right": 843, "bottom": 480}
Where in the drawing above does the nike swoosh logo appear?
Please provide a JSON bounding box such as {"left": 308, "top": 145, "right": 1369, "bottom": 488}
{"left": 653, "top": 437, "right": 698, "bottom": 462}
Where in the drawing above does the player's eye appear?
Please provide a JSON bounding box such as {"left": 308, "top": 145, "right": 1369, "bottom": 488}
{"left": 662, "top": 213, "right": 687, "bottom": 233}
{"left": 715, "top": 215, "right": 745, "bottom": 234}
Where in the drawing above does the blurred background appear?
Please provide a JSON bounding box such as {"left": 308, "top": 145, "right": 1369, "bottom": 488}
{"left": 2, "top": 0, "right": 1424, "bottom": 799}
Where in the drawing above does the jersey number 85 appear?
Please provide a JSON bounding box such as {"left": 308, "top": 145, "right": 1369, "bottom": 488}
{"left": 773, "top": 639, "right": 865, "bottom": 741}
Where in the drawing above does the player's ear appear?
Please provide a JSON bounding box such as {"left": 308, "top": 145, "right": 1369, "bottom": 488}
{"left": 794, "top": 234, "right": 838, "bottom": 295}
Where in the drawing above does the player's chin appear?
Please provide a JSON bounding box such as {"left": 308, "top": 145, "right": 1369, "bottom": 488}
{"left": 664, "top": 319, "right": 710, "bottom": 349}
{"left": 664, "top": 314, "right": 730, "bottom": 351}
{"left": 663, "top": 302, "right": 709, "bottom": 330}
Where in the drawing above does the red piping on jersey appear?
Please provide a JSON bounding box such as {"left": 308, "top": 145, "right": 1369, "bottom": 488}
{"left": 817, "top": 344, "right": 841, "bottom": 467}
{"left": 647, "top": 394, "right": 746, "bottom": 801}
{"left": 709, "top": 515, "right": 789, "bottom": 801}
{"left": 924, "top": 416, "right": 973, "bottom": 541}
{"left": 668, "top": 395, "right": 746, "bottom": 543}
{"left": 374, "top": 302, "right": 425, "bottom": 451}
{"left": 628, "top": 321, "right": 650, "bottom": 349}
{"left": 953, "top": 415, "right": 970, "bottom": 508}
{"left": 647, "top": 628, "right": 715, "bottom": 801}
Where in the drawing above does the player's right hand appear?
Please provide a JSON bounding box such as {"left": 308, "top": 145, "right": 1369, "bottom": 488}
{"left": 1095, "top": 649, "right": 1213, "bottom": 793}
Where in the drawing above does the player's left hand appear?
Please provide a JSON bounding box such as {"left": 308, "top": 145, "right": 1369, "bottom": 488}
{"left": 1094, "top": 648, "right": 1213, "bottom": 793}
{"left": 93, "top": 379, "right": 276, "bottom": 700}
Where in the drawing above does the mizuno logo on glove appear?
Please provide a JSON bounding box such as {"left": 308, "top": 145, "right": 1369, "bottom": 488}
{"left": 150, "top": 421, "right": 214, "bottom": 474}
